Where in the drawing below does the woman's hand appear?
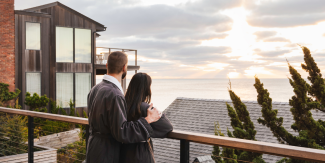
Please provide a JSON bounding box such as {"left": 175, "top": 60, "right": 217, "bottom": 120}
{"left": 145, "top": 103, "right": 161, "bottom": 124}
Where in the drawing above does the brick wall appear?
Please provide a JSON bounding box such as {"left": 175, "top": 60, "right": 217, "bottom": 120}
{"left": 0, "top": 0, "right": 15, "bottom": 92}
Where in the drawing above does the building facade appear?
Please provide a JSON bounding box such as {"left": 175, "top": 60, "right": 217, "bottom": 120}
{"left": 0, "top": 0, "right": 16, "bottom": 93}
{"left": 1, "top": 1, "right": 140, "bottom": 114}
{"left": 14, "top": 2, "right": 107, "bottom": 113}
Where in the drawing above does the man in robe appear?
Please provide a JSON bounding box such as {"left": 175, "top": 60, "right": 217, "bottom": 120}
{"left": 86, "top": 51, "right": 161, "bottom": 162}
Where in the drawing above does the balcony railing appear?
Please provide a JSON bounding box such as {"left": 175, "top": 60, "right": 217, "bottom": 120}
{"left": 95, "top": 47, "right": 137, "bottom": 66}
{"left": 0, "top": 107, "right": 325, "bottom": 163}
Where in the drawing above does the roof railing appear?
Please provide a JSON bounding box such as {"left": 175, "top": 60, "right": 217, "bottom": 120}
{"left": 0, "top": 107, "right": 324, "bottom": 163}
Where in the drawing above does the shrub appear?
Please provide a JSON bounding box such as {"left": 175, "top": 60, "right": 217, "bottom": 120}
{"left": 0, "top": 114, "right": 28, "bottom": 156}
{"left": 24, "top": 92, "right": 49, "bottom": 110}
{"left": 0, "top": 83, "right": 20, "bottom": 107}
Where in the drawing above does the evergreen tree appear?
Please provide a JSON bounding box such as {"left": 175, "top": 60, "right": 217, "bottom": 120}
{"left": 225, "top": 89, "right": 265, "bottom": 162}
{"left": 254, "top": 49, "right": 325, "bottom": 162}
{"left": 254, "top": 76, "right": 298, "bottom": 145}
{"left": 300, "top": 46, "right": 325, "bottom": 112}
{"left": 212, "top": 122, "right": 237, "bottom": 163}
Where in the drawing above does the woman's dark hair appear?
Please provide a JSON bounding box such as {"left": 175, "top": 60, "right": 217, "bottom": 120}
{"left": 125, "top": 73, "right": 152, "bottom": 121}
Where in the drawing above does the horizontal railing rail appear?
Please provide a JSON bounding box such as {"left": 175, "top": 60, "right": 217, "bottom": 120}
{"left": 1, "top": 107, "right": 325, "bottom": 162}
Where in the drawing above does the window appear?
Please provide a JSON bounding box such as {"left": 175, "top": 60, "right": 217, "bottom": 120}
{"left": 75, "top": 29, "right": 91, "bottom": 63}
{"left": 56, "top": 27, "right": 73, "bottom": 62}
{"left": 75, "top": 73, "right": 91, "bottom": 107}
{"left": 56, "top": 73, "right": 73, "bottom": 108}
{"left": 26, "top": 22, "right": 40, "bottom": 50}
{"left": 26, "top": 73, "right": 41, "bottom": 95}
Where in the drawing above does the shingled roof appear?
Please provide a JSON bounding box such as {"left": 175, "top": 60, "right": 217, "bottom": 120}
{"left": 152, "top": 97, "right": 325, "bottom": 163}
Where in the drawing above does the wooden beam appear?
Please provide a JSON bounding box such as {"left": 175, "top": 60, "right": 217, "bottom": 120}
{"left": 0, "top": 107, "right": 88, "bottom": 124}
{"left": 168, "top": 130, "right": 325, "bottom": 162}
{"left": 1, "top": 107, "right": 325, "bottom": 162}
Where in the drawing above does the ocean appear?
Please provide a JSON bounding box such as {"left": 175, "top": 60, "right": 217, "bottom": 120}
{"left": 96, "top": 78, "right": 297, "bottom": 111}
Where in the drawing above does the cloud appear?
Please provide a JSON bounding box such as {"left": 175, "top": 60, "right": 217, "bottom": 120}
{"left": 254, "top": 31, "right": 277, "bottom": 41}
{"left": 101, "top": 39, "right": 198, "bottom": 51}
{"left": 263, "top": 37, "right": 291, "bottom": 42}
{"left": 253, "top": 31, "right": 290, "bottom": 42}
{"left": 254, "top": 49, "right": 291, "bottom": 58}
{"left": 167, "top": 46, "right": 232, "bottom": 64}
{"left": 97, "top": 4, "right": 233, "bottom": 38}
{"left": 182, "top": 0, "right": 243, "bottom": 14}
{"left": 246, "top": 0, "right": 325, "bottom": 27}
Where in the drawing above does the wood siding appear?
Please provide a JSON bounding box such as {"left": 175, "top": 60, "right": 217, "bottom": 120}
{"left": 15, "top": 14, "right": 50, "bottom": 110}
{"left": 25, "top": 50, "right": 42, "bottom": 72}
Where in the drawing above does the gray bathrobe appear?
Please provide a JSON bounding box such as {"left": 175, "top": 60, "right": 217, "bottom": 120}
{"left": 86, "top": 80, "right": 153, "bottom": 163}
{"left": 119, "top": 102, "right": 173, "bottom": 163}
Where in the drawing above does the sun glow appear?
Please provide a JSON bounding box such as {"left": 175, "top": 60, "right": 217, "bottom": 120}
{"left": 244, "top": 66, "right": 272, "bottom": 77}
{"left": 227, "top": 72, "right": 240, "bottom": 78}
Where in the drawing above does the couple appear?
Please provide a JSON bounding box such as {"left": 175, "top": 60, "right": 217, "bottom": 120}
{"left": 86, "top": 51, "right": 173, "bottom": 163}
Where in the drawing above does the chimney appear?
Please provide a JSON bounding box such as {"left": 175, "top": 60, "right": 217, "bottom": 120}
{"left": 0, "top": 0, "right": 15, "bottom": 92}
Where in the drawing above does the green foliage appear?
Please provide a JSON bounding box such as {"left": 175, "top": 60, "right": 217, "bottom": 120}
{"left": 224, "top": 89, "right": 264, "bottom": 162}
{"left": 24, "top": 92, "right": 49, "bottom": 110}
{"left": 0, "top": 114, "right": 28, "bottom": 156}
{"left": 300, "top": 46, "right": 325, "bottom": 112}
{"left": 32, "top": 99, "right": 77, "bottom": 137}
{"left": 69, "top": 99, "right": 76, "bottom": 117}
{"left": 0, "top": 83, "right": 20, "bottom": 106}
{"left": 14, "top": 98, "right": 22, "bottom": 109}
{"left": 56, "top": 100, "right": 87, "bottom": 163}
{"left": 253, "top": 46, "right": 325, "bottom": 162}
{"left": 254, "top": 76, "right": 298, "bottom": 145}
{"left": 50, "top": 99, "right": 59, "bottom": 114}
{"left": 212, "top": 122, "right": 238, "bottom": 163}
{"left": 57, "top": 133, "right": 86, "bottom": 163}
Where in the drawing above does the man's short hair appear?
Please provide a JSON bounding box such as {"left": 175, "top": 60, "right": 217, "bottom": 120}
{"left": 107, "top": 51, "right": 128, "bottom": 74}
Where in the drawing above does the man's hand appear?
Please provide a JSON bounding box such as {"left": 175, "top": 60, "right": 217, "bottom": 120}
{"left": 145, "top": 103, "right": 161, "bottom": 124}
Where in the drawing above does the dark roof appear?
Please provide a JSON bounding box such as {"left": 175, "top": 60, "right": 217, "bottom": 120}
{"left": 153, "top": 97, "right": 325, "bottom": 163}
{"left": 193, "top": 155, "right": 214, "bottom": 163}
{"left": 24, "top": 1, "right": 106, "bottom": 29}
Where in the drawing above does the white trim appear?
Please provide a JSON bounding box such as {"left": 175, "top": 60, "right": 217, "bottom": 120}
{"left": 103, "top": 74, "right": 124, "bottom": 94}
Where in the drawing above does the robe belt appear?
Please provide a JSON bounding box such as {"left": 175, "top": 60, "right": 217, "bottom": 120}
{"left": 92, "top": 132, "right": 147, "bottom": 143}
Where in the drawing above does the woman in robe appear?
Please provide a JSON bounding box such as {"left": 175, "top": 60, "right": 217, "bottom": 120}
{"left": 119, "top": 73, "right": 173, "bottom": 163}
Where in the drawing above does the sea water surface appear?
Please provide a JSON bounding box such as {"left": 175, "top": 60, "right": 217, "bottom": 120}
{"left": 96, "top": 78, "right": 297, "bottom": 111}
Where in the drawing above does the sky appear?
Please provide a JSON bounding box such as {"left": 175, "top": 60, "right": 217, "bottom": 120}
{"left": 16, "top": 0, "right": 325, "bottom": 79}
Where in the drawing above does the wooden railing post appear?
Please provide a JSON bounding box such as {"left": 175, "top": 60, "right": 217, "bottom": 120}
{"left": 28, "top": 116, "right": 34, "bottom": 163}
{"left": 180, "top": 139, "right": 189, "bottom": 163}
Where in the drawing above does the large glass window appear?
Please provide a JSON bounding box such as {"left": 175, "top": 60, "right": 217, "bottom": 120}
{"left": 75, "top": 29, "right": 91, "bottom": 63}
{"left": 26, "top": 22, "right": 40, "bottom": 50}
{"left": 26, "top": 73, "right": 41, "bottom": 95}
{"left": 75, "top": 73, "right": 91, "bottom": 107}
{"left": 56, "top": 27, "right": 73, "bottom": 62}
{"left": 56, "top": 73, "right": 73, "bottom": 108}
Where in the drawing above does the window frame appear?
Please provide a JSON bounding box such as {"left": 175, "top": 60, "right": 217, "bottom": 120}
{"left": 25, "top": 72, "right": 42, "bottom": 96}
{"left": 56, "top": 72, "right": 74, "bottom": 108}
{"left": 55, "top": 26, "right": 74, "bottom": 63}
{"left": 25, "top": 22, "right": 41, "bottom": 50}
{"left": 75, "top": 72, "right": 92, "bottom": 107}
{"left": 74, "top": 28, "right": 92, "bottom": 64}
{"left": 55, "top": 72, "right": 93, "bottom": 108}
{"left": 55, "top": 26, "right": 93, "bottom": 64}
